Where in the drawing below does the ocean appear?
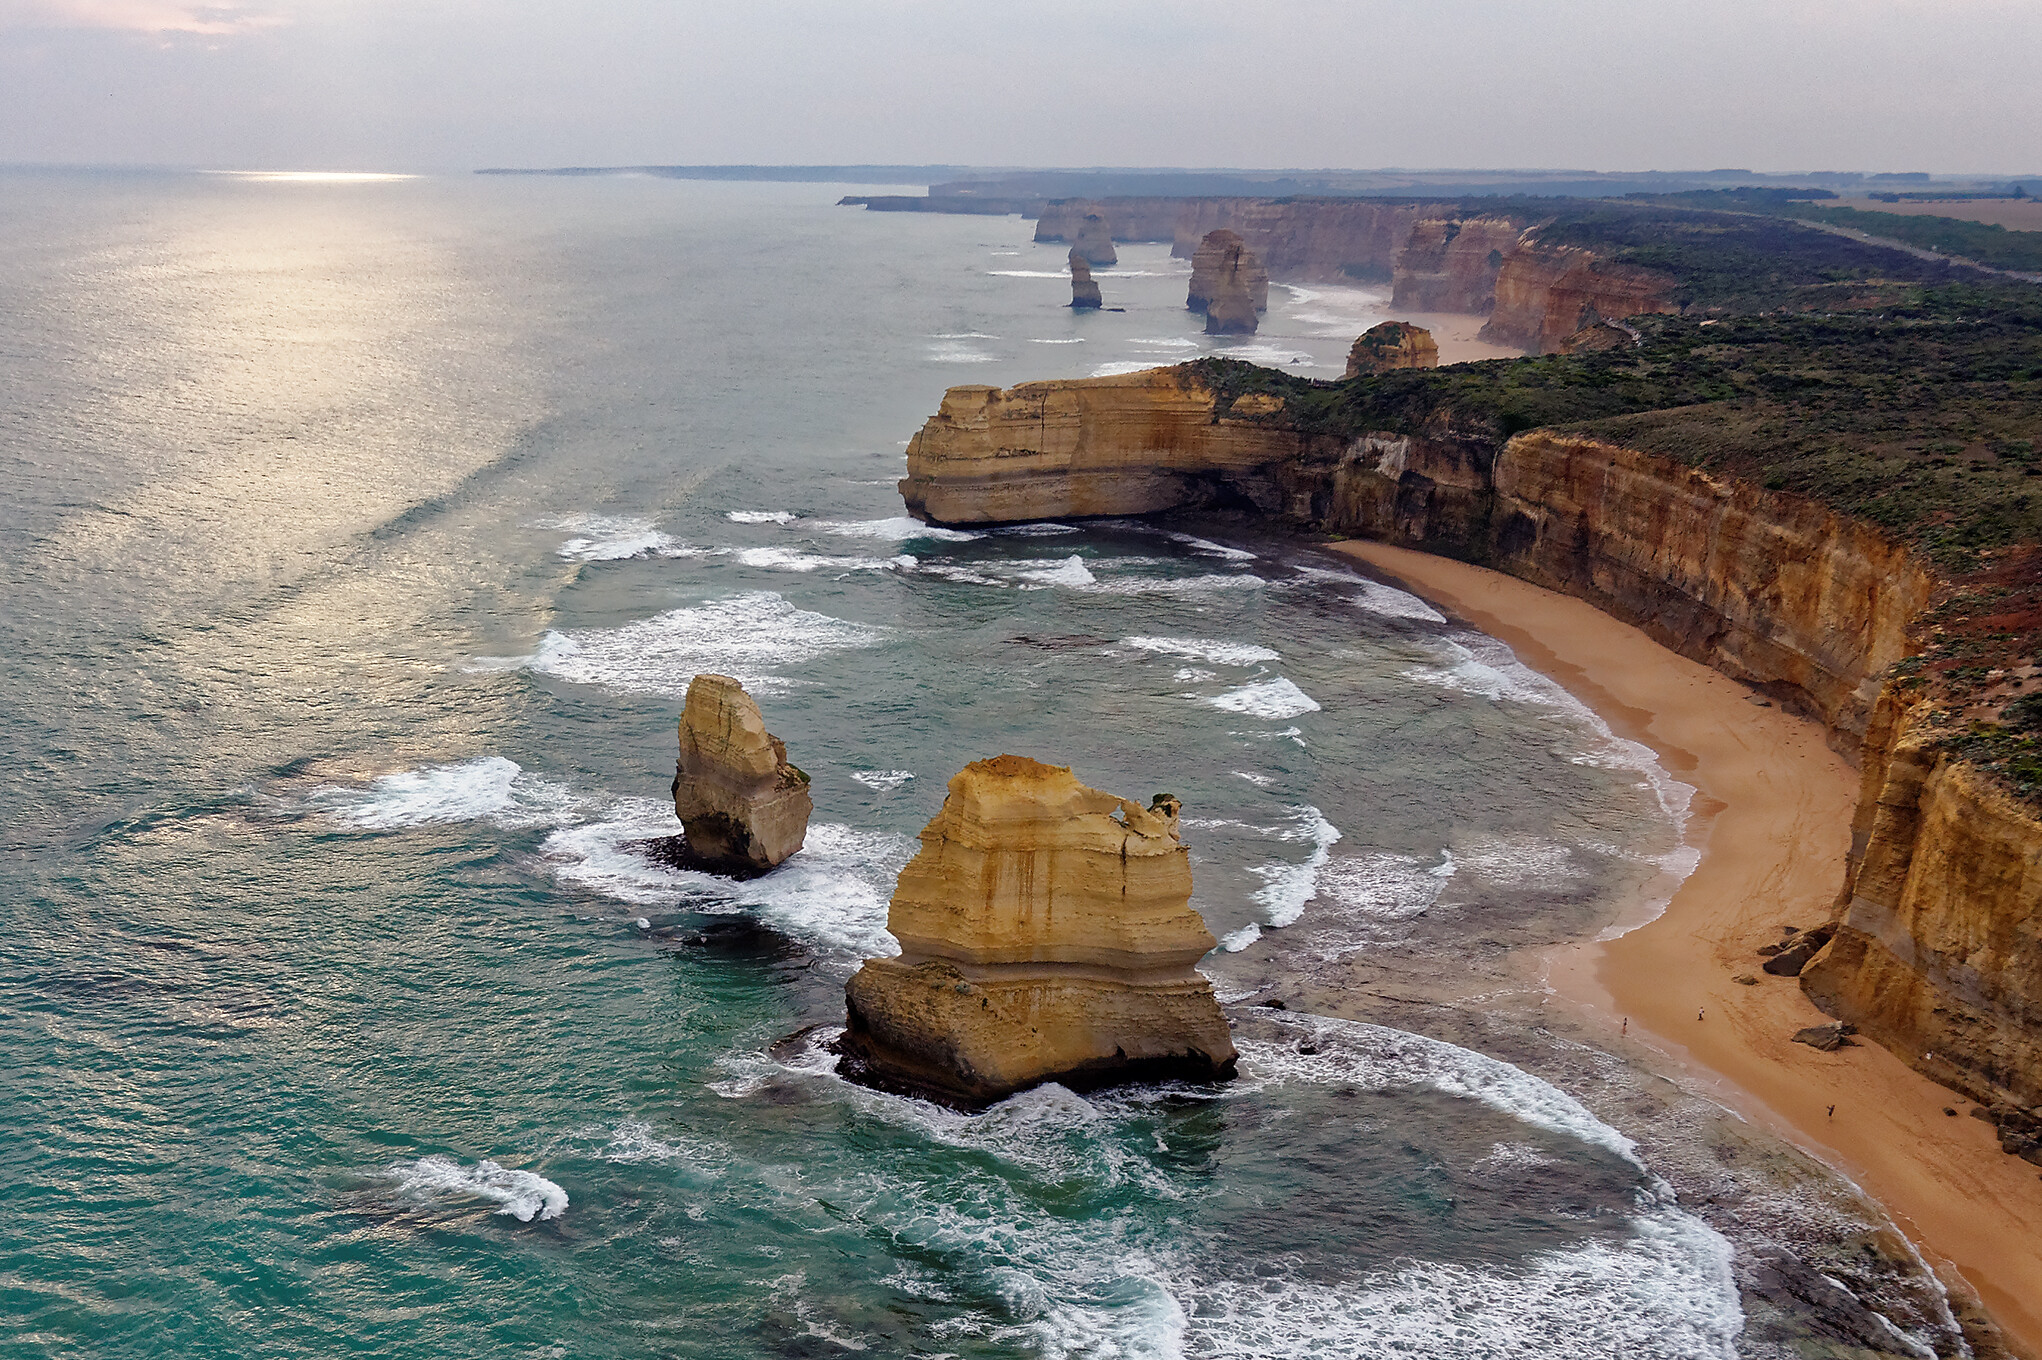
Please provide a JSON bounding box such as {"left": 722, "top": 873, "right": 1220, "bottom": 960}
{"left": 0, "top": 171, "right": 1965, "bottom": 1358}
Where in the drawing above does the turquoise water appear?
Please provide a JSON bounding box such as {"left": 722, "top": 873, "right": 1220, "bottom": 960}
{"left": 3, "top": 172, "right": 1755, "bottom": 1358}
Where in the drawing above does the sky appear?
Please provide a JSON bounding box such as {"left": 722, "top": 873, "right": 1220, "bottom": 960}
{"left": 1, "top": 0, "right": 2037, "bottom": 174}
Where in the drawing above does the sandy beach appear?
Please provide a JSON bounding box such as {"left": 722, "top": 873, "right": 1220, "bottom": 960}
{"left": 1396, "top": 311, "right": 1524, "bottom": 365}
{"left": 1334, "top": 539, "right": 2042, "bottom": 1359}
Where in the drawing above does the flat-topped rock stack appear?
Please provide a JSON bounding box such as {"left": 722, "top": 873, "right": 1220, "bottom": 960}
{"left": 838, "top": 755, "right": 1236, "bottom": 1106}
{"left": 671, "top": 674, "right": 812, "bottom": 875}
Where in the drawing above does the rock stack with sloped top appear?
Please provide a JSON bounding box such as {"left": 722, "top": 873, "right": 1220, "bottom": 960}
{"left": 839, "top": 755, "right": 1236, "bottom": 1106}
{"left": 1068, "top": 249, "right": 1102, "bottom": 309}
{"left": 1070, "top": 207, "right": 1118, "bottom": 267}
{"left": 1344, "top": 320, "right": 1440, "bottom": 377}
{"left": 1201, "top": 236, "right": 1264, "bottom": 336}
{"left": 1187, "top": 229, "right": 1268, "bottom": 315}
{"left": 671, "top": 673, "right": 811, "bottom": 875}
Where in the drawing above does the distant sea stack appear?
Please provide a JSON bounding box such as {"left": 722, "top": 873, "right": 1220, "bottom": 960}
{"left": 1070, "top": 207, "right": 1118, "bottom": 267}
{"left": 1186, "top": 229, "right": 1268, "bottom": 315}
{"left": 1201, "top": 236, "right": 1264, "bottom": 335}
{"left": 838, "top": 755, "right": 1236, "bottom": 1106}
{"left": 1068, "top": 249, "right": 1102, "bottom": 310}
{"left": 671, "top": 674, "right": 812, "bottom": 875}
{"left": 1344, "top": 321, "right": 1439, "bottom": 377}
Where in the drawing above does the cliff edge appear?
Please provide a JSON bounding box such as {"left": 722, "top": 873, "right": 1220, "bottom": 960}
{"left": 898, "top": 357, "right": 2042, "bottom": 1135}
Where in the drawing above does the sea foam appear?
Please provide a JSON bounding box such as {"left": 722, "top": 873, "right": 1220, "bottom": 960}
{"left": 1122, "top": 636, "right": 1278, "bottom": 666}
{"left": 1206, "top": 677, "right": 1320, "bottom": 720}
{"left": 385, "top": 1155, "right": 567, "bottom": 1223}
{"left": 314, "top": 756, "right": 581, "bottom": 831}
{"left": 472, "top": 591, "right": 882, "bottom": 697}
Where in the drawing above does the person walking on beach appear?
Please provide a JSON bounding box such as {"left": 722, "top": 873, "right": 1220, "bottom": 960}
{"left": 1828, "top": 1105, "right": 1836, "bottom": 1118}
{"left": 1698, "top": 1006, "right": 1705, "bottom": 1021}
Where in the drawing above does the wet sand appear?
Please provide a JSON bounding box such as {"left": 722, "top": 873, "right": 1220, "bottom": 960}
{"left": 1333, "top": 539, "right": 2042, "bottom": 1360}
{"left": 1396, "top": 311, "right": 1523, "bottom": 365}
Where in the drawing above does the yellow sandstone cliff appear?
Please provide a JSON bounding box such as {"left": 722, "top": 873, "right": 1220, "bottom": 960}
{"left": 839, "top": 755, "right": 1237, "bottom": 1106}
{"left": 897, "top": 365, "right": 2042, "bottom": 1128}
{"left": 1344, "top": 321, "right": 1440, "bottom": 378}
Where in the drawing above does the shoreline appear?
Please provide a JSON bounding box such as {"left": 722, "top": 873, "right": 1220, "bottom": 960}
{"left": 1332, "top": 539, "right": 2042, "bottom": 1360}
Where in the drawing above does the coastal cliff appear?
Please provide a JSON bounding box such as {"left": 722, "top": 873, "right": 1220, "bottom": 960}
{"left": 1482, "top": 243, "right": 1679, "bottom": 352}
{"left": 901, "top": 362, "right": 2042, "bottom": 1125}
{"left": 1037, "top": 198, "right": 1684, "bottom": 353}
{"left": 1804, "top": 694, "right": 2042, "bottom": 1122}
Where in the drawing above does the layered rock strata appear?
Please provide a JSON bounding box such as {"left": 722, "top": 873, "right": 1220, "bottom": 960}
{"left": 1481, "top": 243, "right": 1678, "bottom": 353}
{"left": 838, "top": 755, "right": 1237, "bottom": 1106}
{"left": 1186, "top": 229, "right": 1268, "bottom": 314}
{"left": 898, "top": 364, "right": 2042, "bottom": 1127}
{"left": 671, "top": 674, "right": 812, "bottom": 874}
{"left": 1344, "top": 321, "right": 1439, "bottom": 377}
{"left": 1201, "top": 237, "right": 1262, "bottom": 335}
{"left": 1389, "top": 216, "right": 1525, "bottom": 313}
{"left": 1068, "top": 249, "right": 1101, "bottom": 309}
{"left": 1803, "top": 695, "right": 2042, "bottom": 1115}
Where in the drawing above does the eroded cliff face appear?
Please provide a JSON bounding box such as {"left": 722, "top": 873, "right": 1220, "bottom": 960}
{"left": 839, "top": 755, "right": 1236, "bottom": 1106}
{"left": 1482, "top": 243, "right": 1678, "bottom": 353}
{"left": 1187, "top": 229, "right": 1269, "bottom": 314}
{"left": 672, "top": 673, "right": 813, "bottom": 874}
{"left": 899, "top": 365, "right": 2042, "bottom": 1127}
{"left": 898, "top": 369, "right": 1307, "bottom": 525}
{"left": 1389, "top": 217, "right": 1524, "bottom": 313}
{"left": 1803, "top": 694, "right": 2042, "bottom": 1118}
{"left": 1482, "top": 433, "right": 1935, "bottom": 737}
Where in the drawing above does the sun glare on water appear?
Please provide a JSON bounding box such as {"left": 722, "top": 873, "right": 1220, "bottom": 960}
{"left": 217, "top": 171, "right": 419, "bottom": 183}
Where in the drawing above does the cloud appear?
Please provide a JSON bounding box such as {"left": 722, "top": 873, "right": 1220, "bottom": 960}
{"left": 0, "top": 0, "right": 283, "bottom": 33}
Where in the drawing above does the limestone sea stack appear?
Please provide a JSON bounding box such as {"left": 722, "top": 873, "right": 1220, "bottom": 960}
{"left": 1201, "top": 236, "right": 1263, "bottom": 335}
{"left": 670, "top": 674, "right": 812, "bottom": 875}
{"left": 839, "top": 755, "right": 1237, "bottom": 1106}
{"left": 1186, "top": 229, "right": 1268, "bottom": 315}
{"left": 1068, "top": 249, "right": 1102, "bottom": 309}
{"left": 1344, "top": 321, "right": 1440, "bottom": 377}
{"left": 1070, "top": 208, "right": 1118, "bottom": 267}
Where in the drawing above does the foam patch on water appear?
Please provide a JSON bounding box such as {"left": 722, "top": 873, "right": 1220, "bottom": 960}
{"left": 1454, "top": 835, "right": 1587, "bottom": 891}
{"left": 989, "top": 521, "right": 1080, "bottom": 537}
{"left": 1207, "top": 677, "right": 1320, "bottom": 719}
{"left": 1020, "top": 555, "right": 1096, "bottom": 587}
{"left": 1245, "top": 1012, "right": 1643, "bottom": 1166}
{"left": 727, "top": 510, "right": 796, "bottom": 524}
{"left": 1247, "top": 805, "right": 1342, "bottom": 929}
{"left": 1288, "top": 564, "right": 1446, "bottom": 623}
{"left": 930, "top": 331, "right": 999, "bottom": 339}
{"left": 1167, "top": 532, "right": 1256, "bottom": 561}
{"left": 1407, "top": 635, "right": 1697, "bottom": 833}
{"left": 1311, "top": 849, "right": 1456, "bottom": 922}
{"left": 534, "top": 514, "right": 706, "bottom": 562}
{"left": 1177, "top": 1204, "right": 1740, "bottom": 1360}
{"left": 1026, "top": 337, "right": 1087, "bottom": 344}
{"left": 1091, "top": 361, "right": 1166, "bottom": 378}
{"left": 539, "top": 808, "right": 908, "bottom": 960}
{"left": 384, "top": 1155, "right": 567, "bottom": 1222}
{"left": 891, "top": 556, "right": 1009, "bottom": 587}
{"left": 313, "top": 757, "right": 583, "bottom": 831}
{"left": 851, "top": 770, "right": 915, "bottom": 791}
{"left": 1088, "top": 572, "right": 1270, "bottom": 598}
{"left": 813, "top": 516, "right": 982, "bottom": 543}
{"left": 733, "top": 546, "right": 890, "bottom": 574}
{"left": 928, "top": 342, "right": 997, "bottom": 363}
{"left": 1123, "top": 636, "right": 1279, "bottom": 666}
{"left": 472, "top": 591, "right": 881, "bottom": 697}
{"left": 986, "top": 269, "right": 1073, "bottom": 278}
